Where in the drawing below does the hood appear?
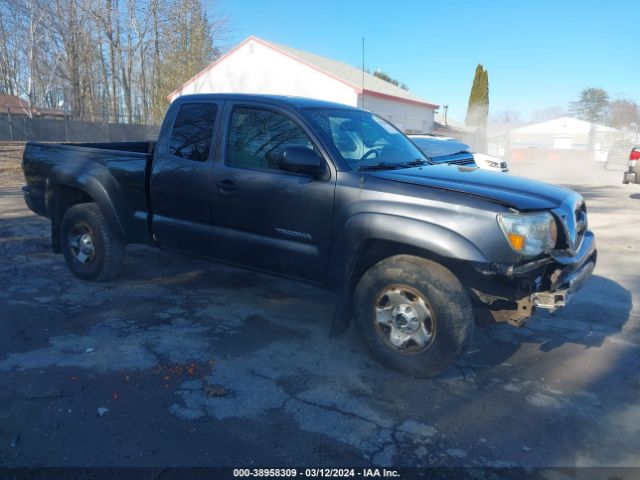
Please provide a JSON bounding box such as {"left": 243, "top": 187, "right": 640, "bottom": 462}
{"left": 370, "top": 165, "right": 573, "bottom": 210}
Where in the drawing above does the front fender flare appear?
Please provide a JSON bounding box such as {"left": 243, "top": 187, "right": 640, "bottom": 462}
{"left": 328, "top": 212, "right": 489, "bottom": 287}
{"left": 327, "top": 213, "right": 490, "bottom": 337}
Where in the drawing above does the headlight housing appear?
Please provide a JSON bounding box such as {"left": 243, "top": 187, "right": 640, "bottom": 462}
{"left": 497, "top": 212, "right": 558, "bottom": 257}
{"left": 486, "top": 160, "right": 500, "bottom": 168}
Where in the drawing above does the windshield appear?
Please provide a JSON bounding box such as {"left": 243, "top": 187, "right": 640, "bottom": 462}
{"left": 305, "top": 108, "right": 428, "bottom": 170}
{"left": 410, "top": 136, "right": 472, "bottom": 158}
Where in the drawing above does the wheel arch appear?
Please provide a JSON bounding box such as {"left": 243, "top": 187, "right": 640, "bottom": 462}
{"left": 328, "top": 213, "right": 489, "bottom": 337}
{"left": 45, "top": 170, "right": 128, "bottom": 252}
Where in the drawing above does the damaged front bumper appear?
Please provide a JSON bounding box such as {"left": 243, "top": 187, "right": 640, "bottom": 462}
{"left": 470, "top": 231, "right": 597, "bottom": 326}
{"left": 531, "top": 254, "right": 595, "bottom": 311}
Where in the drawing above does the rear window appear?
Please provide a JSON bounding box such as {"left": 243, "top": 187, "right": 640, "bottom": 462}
{"left": 168, "top": 103, "right": 218, "bottom": 161}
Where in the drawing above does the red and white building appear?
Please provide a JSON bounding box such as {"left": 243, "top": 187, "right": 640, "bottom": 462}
{"left": 168, "top": 36, "right": 439, "bottom": 133}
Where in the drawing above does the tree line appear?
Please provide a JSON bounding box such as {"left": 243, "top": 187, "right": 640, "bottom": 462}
{"left": 492, "top": 88, "right": 639, "bottom": 128}
{"left": 568, "top": 88, "right": 639, "bottom": 129}
{"left": 0, "top": 0, "right": 227, "bottom": 124}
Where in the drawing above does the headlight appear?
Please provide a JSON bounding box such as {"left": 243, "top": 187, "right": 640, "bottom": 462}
{"left": 497, "top": 212, "right": 558, "bottom": 257}
{"left": 486, "top": 160, "right": 500, "bottom": 168}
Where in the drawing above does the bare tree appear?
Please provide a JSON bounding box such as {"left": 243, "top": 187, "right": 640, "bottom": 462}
{"left": 491, "top": 110, "right": 523, "bottom": 124}
{"left": 152, "top": 0, "right": 227, "bottom": 122}
{"left": 531, "top": 106, "right": 567, "bottom": 123}
{"left": 0, "top": 0, "right": 228, "bottom": 124}
{"left": 0, "top": 11, "right": 20, "bottom": 96}
{"left": 607, "top": 98, "right": 640, "bottom": 129}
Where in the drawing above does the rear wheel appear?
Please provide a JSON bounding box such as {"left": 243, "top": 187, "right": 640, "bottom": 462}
{"left": 353, "top": 255, "right": 474, "bottom": 377}
{"left": 60, "top": 203, "right": 125, "bottom": 281}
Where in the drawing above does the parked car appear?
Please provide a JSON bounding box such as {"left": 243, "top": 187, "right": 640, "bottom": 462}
{"left": 622, "top": 146, "right": 640, "bottom": 184}
{"left": 408, "top": 134, "right": 509, "bottom": 172}
{"left": 22, "top": 94, "right": 596, "bottom": 377}
{"left": 406, "top": 134, "right": 476, "bottom": 167}
{"left": 473, "top": 152, "right": 509, "bottom": 173}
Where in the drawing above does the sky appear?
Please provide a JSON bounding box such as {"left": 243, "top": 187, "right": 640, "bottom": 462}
{"left": 211, "top": 0, "right": 639, "bottom": 122}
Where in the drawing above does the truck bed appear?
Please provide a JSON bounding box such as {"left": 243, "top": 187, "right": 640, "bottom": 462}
{"left": 22, "top": 141, "right": 155, "bottom": 243}
{"left": 68, "top": 142, "right": 156, "bottom": 155}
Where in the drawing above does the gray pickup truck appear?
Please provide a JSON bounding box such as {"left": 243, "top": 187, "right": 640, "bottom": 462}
{"left": 22, "top": 94, "right": 597, "bottom": 377}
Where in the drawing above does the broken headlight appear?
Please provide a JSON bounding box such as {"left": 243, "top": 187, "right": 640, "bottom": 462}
{"left": 497, "top": 211, "right": 558, "bottom": 257}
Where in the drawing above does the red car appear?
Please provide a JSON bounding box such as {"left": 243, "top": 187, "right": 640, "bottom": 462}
{"left": 623, "top": 146, "right": 640, "bottom": 184}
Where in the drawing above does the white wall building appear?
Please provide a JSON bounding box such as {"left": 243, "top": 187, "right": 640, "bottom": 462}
{"left": 168, "top": 36, "right": 439, "bottom": 133}
{"left": 508, "top": 117, "right": 618, "bottom": 151}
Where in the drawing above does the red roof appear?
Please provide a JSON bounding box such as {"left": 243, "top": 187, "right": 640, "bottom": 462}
{"left": 0, "top": 94, "right": 30, "bottom": 113}
{"left": 0, "top": 94, "right": 65, "bottom": 117}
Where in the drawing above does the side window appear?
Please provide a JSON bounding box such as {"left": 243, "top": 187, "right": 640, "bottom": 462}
{"left": 168, "top": 103, "right": 218, "bottom": 161}
{"left": 227, "top": 107, "right": 315, "bottom": 171}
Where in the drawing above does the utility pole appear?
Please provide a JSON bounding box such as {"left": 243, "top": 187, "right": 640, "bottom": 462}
{"left": 361, "top": 37, "right": 365, "bottom": 110}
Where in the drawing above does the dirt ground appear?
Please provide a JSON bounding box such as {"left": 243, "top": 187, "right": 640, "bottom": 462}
{"left": 0, "top": 149, "right": 639, "bottom": 471}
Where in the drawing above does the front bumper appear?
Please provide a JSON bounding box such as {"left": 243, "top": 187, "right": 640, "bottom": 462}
{"left": 470, "top": 231, "right": 597, "bottom": 325}
{"left": 531, "top": 255, "right": 595, "bottom": 311}
{"left": 480, "top": 165, "right": 509, "bottom": 174}
{"left": 531, "top": 231, "right": 596, "bottom": 312}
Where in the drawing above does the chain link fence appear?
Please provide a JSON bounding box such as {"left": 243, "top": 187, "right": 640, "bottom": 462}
{"left": 487, "top": 122, "right": 639, "bottom": 171}
{"left": 591, "top": 127, "right": 639, "bottom": 170}
{"left": 0, "top": 111, "right": 160, "bottom": 143}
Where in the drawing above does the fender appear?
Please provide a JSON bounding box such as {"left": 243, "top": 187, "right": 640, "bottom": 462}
{"left": 45, "top": 161, "right": 133, "bottom": 242}
{"left": 327, "top": 212, "right": 490, "bottom": 337}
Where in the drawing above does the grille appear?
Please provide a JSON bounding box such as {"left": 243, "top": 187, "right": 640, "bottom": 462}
{"left": 574, "top": 203, "right": 587, "bottom": 248}
{"left": 553, "top": 194, "right": 588, "bottom": 254}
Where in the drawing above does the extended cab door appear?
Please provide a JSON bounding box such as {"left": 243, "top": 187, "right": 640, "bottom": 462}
{"left": 210, "top": 102, "right": 336, "bottom": 282}
{"left": 150, "top": 100, "right": 220, "bottom": 256}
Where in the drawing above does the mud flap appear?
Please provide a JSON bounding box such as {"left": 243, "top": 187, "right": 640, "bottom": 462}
{"left": 329, "top": 293, "right": 352, "bottom": 338}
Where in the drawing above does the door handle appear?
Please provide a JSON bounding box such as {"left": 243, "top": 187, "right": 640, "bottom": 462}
{"left": 215, "top": 179, "right": 236, "bottom": 194}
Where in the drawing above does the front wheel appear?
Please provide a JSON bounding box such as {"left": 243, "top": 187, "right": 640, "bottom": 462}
{"left": 353, "top": 255, "right": 474, "bottom": 377}
{"left": 60, "top": 203, "right": 125, "bottom": 281}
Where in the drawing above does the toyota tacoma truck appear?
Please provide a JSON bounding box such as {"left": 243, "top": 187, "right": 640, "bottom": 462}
{"left": 22, "top": 94, "right": 597, "bottom": 377}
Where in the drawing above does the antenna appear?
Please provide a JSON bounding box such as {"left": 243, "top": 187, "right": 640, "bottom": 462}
{"left": 361, "top": 37, "right": 365, "bottom": 109}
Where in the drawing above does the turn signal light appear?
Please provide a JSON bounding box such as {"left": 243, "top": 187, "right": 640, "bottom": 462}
{"left": 507, "top": 232, "right": 526, "bottom": 251}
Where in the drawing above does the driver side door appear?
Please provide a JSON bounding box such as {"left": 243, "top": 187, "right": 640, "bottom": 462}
{"left": 210, "top": 103, "right": 337, "bottom": 282}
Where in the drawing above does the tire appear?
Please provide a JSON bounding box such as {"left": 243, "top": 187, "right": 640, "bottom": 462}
{"left": 353, "top": 255, "right": 474, "bottom": 377}
{"left": 60, "top": 202, "right": 125, "bottom": 281}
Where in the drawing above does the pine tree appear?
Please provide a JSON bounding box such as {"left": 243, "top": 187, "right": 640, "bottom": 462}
{"left": 465, "top": 64, "right": 489, "bottom": 127}
{"left": 569, "top": 88, "right": 609, "bottom": 124}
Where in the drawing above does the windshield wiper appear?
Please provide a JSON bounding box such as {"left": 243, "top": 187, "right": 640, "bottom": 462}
{"left": 357, "top": 162, "right": 403, "bottom": 171}
{"left": 402, "top": 159, "right": 429, "bottom": 167}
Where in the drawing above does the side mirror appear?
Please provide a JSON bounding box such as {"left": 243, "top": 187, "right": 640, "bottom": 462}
{"left": 280, "top": 147, "right": 327, "bottom": 178}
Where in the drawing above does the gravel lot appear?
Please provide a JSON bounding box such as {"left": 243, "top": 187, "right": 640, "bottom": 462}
{"left": 0, "top": 149, "right": 639, "bottom": 470}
